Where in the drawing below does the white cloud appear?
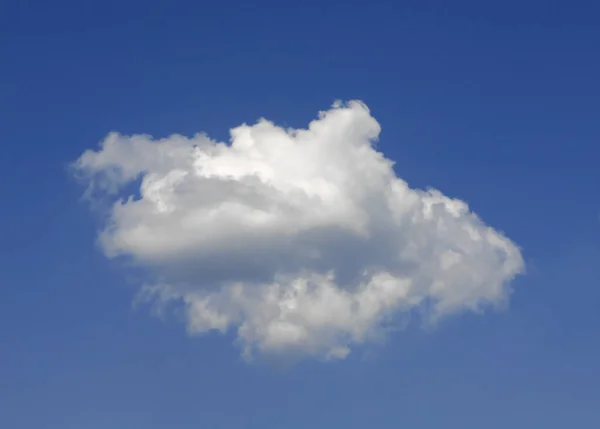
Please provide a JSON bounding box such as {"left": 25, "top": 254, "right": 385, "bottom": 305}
{"left": 73, "top": 100, "right": 524, "bottom": 361}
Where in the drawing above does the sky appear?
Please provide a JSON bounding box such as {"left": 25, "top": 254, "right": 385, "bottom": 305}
{"left": 1, "top": 0, "right": 600, "bottom": 428}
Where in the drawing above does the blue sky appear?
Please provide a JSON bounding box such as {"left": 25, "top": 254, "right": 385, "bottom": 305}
{"left": 1, "top": 0, "right": 600, "bottom": 427}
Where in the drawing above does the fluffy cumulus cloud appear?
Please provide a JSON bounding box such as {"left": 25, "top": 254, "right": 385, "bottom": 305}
{"left": 73, "top": 101, "right": 524, "bottom": 361}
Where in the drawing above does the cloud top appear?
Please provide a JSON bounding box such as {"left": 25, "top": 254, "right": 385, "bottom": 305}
{"left": 74, "top": 101, "right": 524, "bottom": 361}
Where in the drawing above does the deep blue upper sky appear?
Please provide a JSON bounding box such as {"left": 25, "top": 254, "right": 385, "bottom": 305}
{"left": 1, "top": 1, "right": 599, "bottom": 428}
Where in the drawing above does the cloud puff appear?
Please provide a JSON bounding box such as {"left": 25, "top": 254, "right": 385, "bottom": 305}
{"left": 73, "top": 101, "right": 524, "bottom": 361}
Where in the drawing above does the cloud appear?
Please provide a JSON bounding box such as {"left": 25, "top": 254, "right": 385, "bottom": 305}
{"left": 73, "top": 100, "right": 524, "bottom": 362}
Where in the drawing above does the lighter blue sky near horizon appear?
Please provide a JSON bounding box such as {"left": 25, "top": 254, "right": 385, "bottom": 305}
{"left": 1, "top": 0, "right": 600, "bottom": 428}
